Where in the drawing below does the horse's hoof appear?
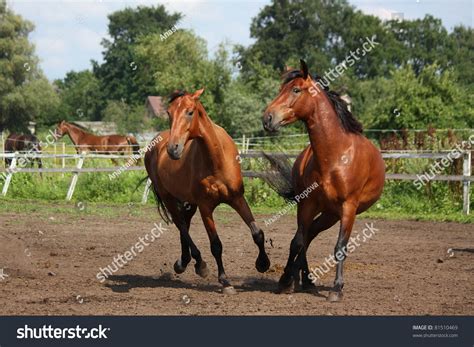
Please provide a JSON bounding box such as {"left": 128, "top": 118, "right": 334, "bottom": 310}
{"left": 255, "top": 253, "right": 270, "bottom": 273}
{"left": 327, "top": 291, "right": 343, "bottom": 302}
{"left": 195, "top": 261, "right": 209, "bottom": 278}
{"left": 174, "top": 260, "right": 186, "bottom": 274}
{"left": 301, "top": 280, "right": 316, "bottom": 291}
{"left": 222, "top": 286, "right": 237, "bottom": 295}
{"left": 277, "top": 274, "right": 295, "bottom": 294}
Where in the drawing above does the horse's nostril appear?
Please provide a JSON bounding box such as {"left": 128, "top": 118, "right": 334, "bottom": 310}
{"left": 268, "top": 113, "right": 273, "bottom": 122}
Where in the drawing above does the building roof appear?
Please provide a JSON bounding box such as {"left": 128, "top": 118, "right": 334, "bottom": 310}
{"left": 73, "top": 121, "right": 118, "bottom": 135}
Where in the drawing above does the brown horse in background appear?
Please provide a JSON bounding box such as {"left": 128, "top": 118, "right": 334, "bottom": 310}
{"left": 145, "top": 89, "right": 270, "bottom": 294}
{"left": 262, "top": 60, "right": 385, "bottom": 301}
{"left": 4, "top": 133, "right": 42, "bottom": 169}
{"left": 55, "top": 121, "right": 140, "bottom": 158}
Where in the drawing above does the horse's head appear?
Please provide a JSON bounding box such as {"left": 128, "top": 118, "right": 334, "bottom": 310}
{"left": 263, "top": 60, "right": 319, "bottom": 132}
{"left": 166, "top": 88, "right": 205, "bottom": 160}
{"left": 55, "top": 120, "right": 69, "bottom": 138}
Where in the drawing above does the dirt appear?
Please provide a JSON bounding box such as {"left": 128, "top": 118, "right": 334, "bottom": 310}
{"left": 0, "top": 206, "right": 472, "bottom": 315}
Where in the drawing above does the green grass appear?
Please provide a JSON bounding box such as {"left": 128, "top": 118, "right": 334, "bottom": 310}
{"left": 0, "top": 171, "right": 472, "bottom": 223}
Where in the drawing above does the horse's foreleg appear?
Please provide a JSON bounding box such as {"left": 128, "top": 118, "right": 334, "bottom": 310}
{"left": 163, "top": 198, "right": 205, "bottom": 277}
{"left": 327, "top": 202, "right": 357, "bottom": 302}
{"left": 229, "top": 196, "right": 270, "bottom": 273}
{"left": 199, "top": 204, "right": 235, "bottom": 294}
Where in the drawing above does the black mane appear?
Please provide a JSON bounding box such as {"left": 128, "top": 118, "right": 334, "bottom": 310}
{"left": 282, "top": 69, "right": 363, "bottom": 134}
{"left": 168, "top": 90, "right": 186, "bottom": 103}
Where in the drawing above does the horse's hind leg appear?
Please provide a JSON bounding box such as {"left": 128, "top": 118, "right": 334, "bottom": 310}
{"left": 228, "top": 195, "right": 270, "bottom": 273}
{"left": 278, "top": 199, "right": 318, "bottom": 293}
{"left": 199, "top": 204, "right": 235, "bottom": 295}
{"left": 298, "top": 212, "right": 339, "bottom": 289}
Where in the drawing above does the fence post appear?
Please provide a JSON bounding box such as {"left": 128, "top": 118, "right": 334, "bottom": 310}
{"left": 61, "top": 142, "right": 65, "bottom": 178}
{"left": 0, "top": 132, "right": 4, "bottom": 168}
{"left": 66, "top": 152, "right": 85, "bottom": 201}
{"left": 2, "top": 152, "right": 17, "bottom": 196}
{"left": 141, "top": 178, "right": 152, "bottom": 204}
{"left": 462, "top": 150, "right": 471, "bottom": 215}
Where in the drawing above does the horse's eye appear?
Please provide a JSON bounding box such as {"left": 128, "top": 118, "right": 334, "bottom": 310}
{"left": 187, "top": 110, "right": 194, "bottom": 117}
{"left": 293, "top": 88, "right": 301, "bottom": 94}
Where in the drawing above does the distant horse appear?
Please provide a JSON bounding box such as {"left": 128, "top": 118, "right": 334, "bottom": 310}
{"left": 4, "top": 133, "right": 42, "bottom": 169}
{"left": 144, "top": 89, "right": 270, "bottom": 294}
{"left": 55, "top": 121, "right": 140, "bottom": 161}
{"left": 262, "top": 60, "right": 385, "bottom": 301}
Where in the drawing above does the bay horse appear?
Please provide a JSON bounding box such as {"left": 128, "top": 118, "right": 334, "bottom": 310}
{"left": 55, "top": 121, "right": 140, "bottom": 160}
{"left": 4, "top": 133, "right": 42, "bottom": 169}
{"left": 144, "top": 89, "right": 270, "bottom": 294}
{"left": 262, "top": 60, "right": 385, "bottom": 301}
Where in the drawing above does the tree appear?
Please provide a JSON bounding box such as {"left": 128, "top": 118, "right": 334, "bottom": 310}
{"left": 134, "top": 30, "right": 231, "bottom": 122}
{"left": 0, "top": 0, "right": 58, "bottom": 131}
{"left": 351, "top": 64, "right": 474, "bottom": 130}
{"left": 449, "top": 25, "right": 474, "bottom": 90}
{"left": 102, "top": 100, "right": 147, "bottom": 133}
{"left": 54, "top": 70, "right": 103, "bottom": 122}
{"left": 92, "top": 5, "right": 182, "bottom": 105}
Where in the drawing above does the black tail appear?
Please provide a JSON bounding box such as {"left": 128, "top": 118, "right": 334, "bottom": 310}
{"left": 261, "top": 151, "right": 295, "bottom": 201}
{"left": 127, "top": 136, "right": 140, "bottom": 156}
{"left": 151, "top": 181, "right": 172, "bottom": 225}
{"left": 132, "top": 176, "right": 171, "bottom": 224}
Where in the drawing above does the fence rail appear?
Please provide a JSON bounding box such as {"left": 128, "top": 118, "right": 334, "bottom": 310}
{"left": 0, "top": 150, "right": 471, "bottom": 214}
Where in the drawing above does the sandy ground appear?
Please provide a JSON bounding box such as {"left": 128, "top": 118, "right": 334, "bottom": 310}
{"left": 0, "top": 206, "right": 472, "bottom": 315}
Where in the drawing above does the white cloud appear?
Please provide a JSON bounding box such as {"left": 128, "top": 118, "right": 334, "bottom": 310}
{"left": 356, "top": 5, "right": 396, "bottom": 21}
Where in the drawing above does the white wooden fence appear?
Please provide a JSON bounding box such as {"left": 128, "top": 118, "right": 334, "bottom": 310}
{"left": 0, "top": 150, "right": 472, "bottom": 214}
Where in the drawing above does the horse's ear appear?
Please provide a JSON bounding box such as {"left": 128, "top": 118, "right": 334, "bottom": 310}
{"left": 284, "top": 65, "right": 292, "bottom": 72}
{"left": 300, "top": 59, "right": 309, "bottom": 79}
{"left": 192, "top": 88, "right": 205, "bottom": 100}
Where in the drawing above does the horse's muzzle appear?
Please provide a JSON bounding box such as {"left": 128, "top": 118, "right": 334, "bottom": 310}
{"left": 167, "top": 143, "right": 184, "bottom": 160}
{"left": 262, "top": 112, "right": 279, "bottom": 133}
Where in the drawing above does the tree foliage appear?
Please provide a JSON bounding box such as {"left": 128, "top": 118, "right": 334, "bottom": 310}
{"left": 0, "top": 0, "right": 58, "bottom": 131}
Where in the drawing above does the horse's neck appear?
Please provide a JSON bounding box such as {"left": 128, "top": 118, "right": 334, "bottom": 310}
{"left": 306, "top": 95, "right": 351, "bottom": 172}
{"left": 66, "top": 125, "right": 86, "bottom": 146}
{"left": 197, "top": 111, "right": 225, "bottom": 170}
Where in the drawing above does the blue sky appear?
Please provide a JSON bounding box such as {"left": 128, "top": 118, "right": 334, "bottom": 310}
{"left": 7, "top": 0, "right": 473, "bottom": 81}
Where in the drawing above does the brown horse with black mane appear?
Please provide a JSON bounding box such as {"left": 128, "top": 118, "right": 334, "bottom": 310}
{"left": 4, "top": 133, "right": 42, "bottom": 169}
{"left": 144, "top": 88, "right": 270, "bottom": 294}
{"left": 262, "top": 60, "right": 385, "bottom": 301}
{"left": 55, "top": 121, "right": 140, "bottom": 157}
